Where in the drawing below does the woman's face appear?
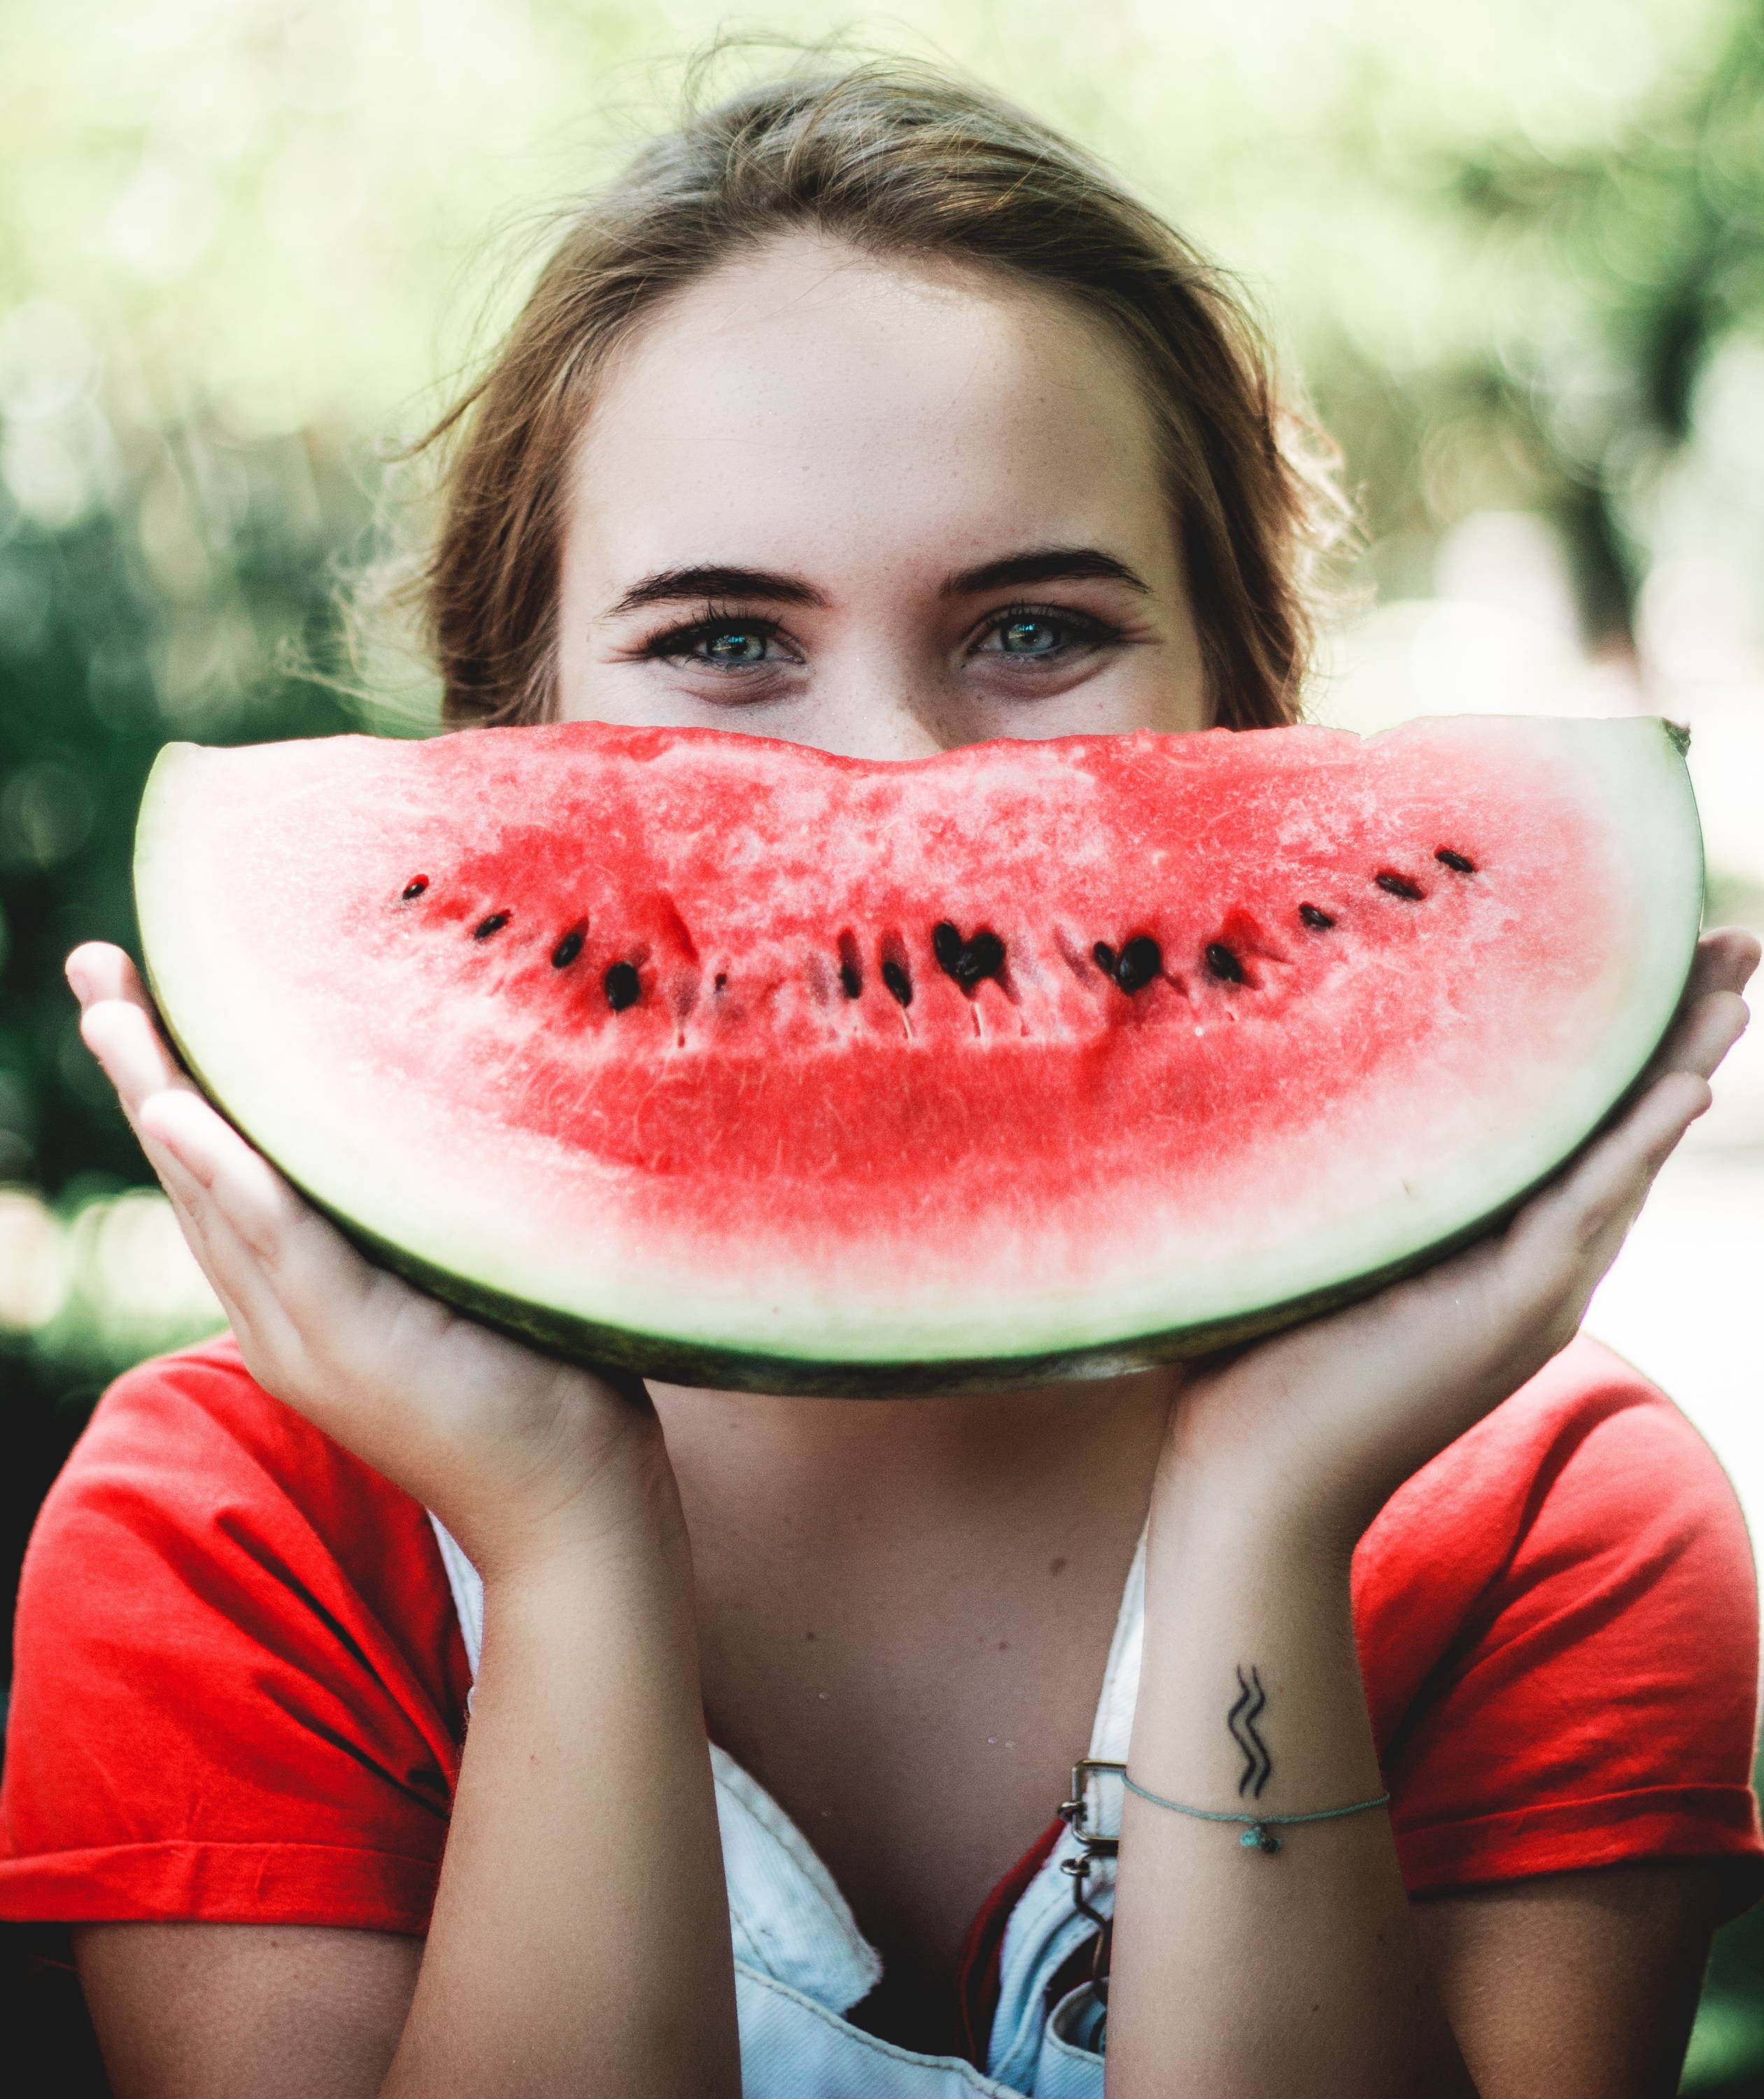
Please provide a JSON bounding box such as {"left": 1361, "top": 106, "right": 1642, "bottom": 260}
{"left": 555, "top": 232, "right": 1208, "bottom": 758}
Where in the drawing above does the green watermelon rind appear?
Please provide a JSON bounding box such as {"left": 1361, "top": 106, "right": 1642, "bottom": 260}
{"left": 134, "top": 716, "right": 1705, "bottom": 1399}
{"left": 290, "top": 1137, "right": 1665, "bottom": 1394}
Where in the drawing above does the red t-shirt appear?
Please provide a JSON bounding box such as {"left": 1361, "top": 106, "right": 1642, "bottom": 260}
{"left": 3, "top": 1331, "right": 1761, "bottom": 1958}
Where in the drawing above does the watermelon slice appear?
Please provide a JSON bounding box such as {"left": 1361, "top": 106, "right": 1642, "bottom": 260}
{"left": 134, "top": 717, "right": 1700, "bottom": 1395}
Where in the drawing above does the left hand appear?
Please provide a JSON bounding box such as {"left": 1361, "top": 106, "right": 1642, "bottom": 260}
{"left": 1163, "top": 926, "right": 1760, "bottom": 1548}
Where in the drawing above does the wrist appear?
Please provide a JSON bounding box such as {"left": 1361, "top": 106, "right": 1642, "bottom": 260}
{"left": 436, "top": 1414, "right": 687, "bottom": 1586}
{"left": 1149, "top": 1427, "right": 1367, "bottom": 1574}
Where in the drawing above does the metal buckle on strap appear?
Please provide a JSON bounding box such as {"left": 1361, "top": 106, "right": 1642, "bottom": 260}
{"left": 1057, "top": 1758, "right": 1124, "bottom": 1994}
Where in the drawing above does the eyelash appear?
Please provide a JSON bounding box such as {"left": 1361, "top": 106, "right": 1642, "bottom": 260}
{"left": 640, "top": 600, "right": 1125, "bottom": 665}
{"left": 641, "top": 602, "right": 795, "bottom": 665}
{"left": 975, "top": 602, "right": 1124, "bottom": 657}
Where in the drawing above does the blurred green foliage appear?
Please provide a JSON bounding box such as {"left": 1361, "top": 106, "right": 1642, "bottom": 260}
{"left": 1327, "top": 0, "right": 1764, "bottom": 651}
{"left": 0, "top": 421, "right": 370, "bottom": 1692}
{"left": 2, "top": 1, "right": 1763, "bottom": 2089}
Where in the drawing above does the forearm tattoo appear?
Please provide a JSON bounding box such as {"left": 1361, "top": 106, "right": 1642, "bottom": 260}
{"left": 1122, "top": 1665, "right": 1386, "bottom": 1856}
{"left": 1227, "top": 1664, "right": 1271, "bottom": 1800}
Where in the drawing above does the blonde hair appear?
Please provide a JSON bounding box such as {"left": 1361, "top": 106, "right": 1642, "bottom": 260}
{"left": 415, "top": 59, "right": 1346, "bottom": 730}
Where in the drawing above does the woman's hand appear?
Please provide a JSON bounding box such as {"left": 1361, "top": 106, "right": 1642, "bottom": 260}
{"left": 1164, "top": 926, "right": 1760, "bottom": 1550}
{"left": 67, "top": 941, "right": 666, "bottom": 1576}
{"left": 69, "top": 940, "right": 741, "bottom": 2097}
{"left": 1115, "top": 926, "right": 1757, "bottom": 2099}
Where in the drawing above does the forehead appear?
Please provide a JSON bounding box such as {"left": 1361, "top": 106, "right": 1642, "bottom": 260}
{"left": 567, "top": 234, "right": 1171, "bottom": 581}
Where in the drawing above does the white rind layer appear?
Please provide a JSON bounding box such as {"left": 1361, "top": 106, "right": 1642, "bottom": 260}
{"left": 133, "top": 716, "right": 1703, "bottom": 1385}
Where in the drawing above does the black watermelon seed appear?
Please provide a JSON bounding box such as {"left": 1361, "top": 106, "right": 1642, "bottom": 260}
{"left": 400, "top": 877, "right": 428, "bottom": 901}
{"left": 474, "top": 912, "right": 509, "bottom": 939}
{"left": 1299, "top": 903, "right": 1335, "bottom": 931}
{"left": 714, "top": 973, "right": 728, "bottom": 993}
{"left": 604, "top": 961, "right": 641, "bottom": 1011}
{"left": 1435, "top": 848, "right": 1476, "bottom": 874}
{"left": 1117, "top": 936, "right": 1162, "bottom": 994}
{"left": 1376, "top": 872, "right": 1423, "bottom": 900}
{"left": 963, "top": 931, "right": 1005, "bottom": 984}
{"left": 1205, "top": 942, "right": 1246, "bottom": 984}
{"left": 837, "top": 931, "right": 863, "bottom": 1000}
{"left": 551, "top": 928, "right": 584, "bottom": 969}
{"left": 933, "top": 921, "right": 1006, "bottom": 989}
{"left": 882, "top": 959, "right": 913, "bottom": 1008}
{"left": 1094, "top": 935, "right": 1164, "bottom": 994}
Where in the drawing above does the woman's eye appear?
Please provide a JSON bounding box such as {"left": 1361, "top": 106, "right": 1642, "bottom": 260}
{"left": 974, "top": 607, "right": 1114, "bottom": 664}
{"left": 647, "top": 617, "right": 793, "bottom": 672}
{"left": 697, "top": 627, "right": 772, "bottom": 667}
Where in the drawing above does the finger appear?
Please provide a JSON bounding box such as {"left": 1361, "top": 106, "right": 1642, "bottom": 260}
{"left": 1662, "top": 989, "right": 1751, "bottom": 1086}
{"left": 1504, "top": 1068, "right": 1711, "bottom": 1296}
{"left": 66, "top": 941, "right": 152, "bottom": 1012}
{"left": 1700, "top": 925, "right": 1762, "bottom": 996}
{"left": 70, "top": 948, "right": 202, "bottom": 1116}
{"left": 118, "top": 1092, "right": 298, "bottom": 1339}
{"left": 61, "top": 967, "right": 240, "bottom": 1294}
{"left": 1645, "top": 928, "right": 1760, "bottom": 1075}
{"left": 72, "top": 956, "right": 383, "bottom": 1390}
{"left": 80, "top": 997, "right": 203, "bottom": 1122}
{"left": 88, "top": 994, "right": 388, "bottom": 1385}
{"left": 141, "top": 1166, "right": 245, "bottom": 1324}
{"left": 139, "top": 1089, "right": 382, "bottom": 1351}
{"left": 1513, "top": 925, "right": 1754, "bottom": 1282}
{"left": 74, "top": 966, "right": 271, "bottom": 1252}
{"left": 73, "top": 1094, "right": 274, "bottom": 1366}
{"left": 64, "top": 941, "right": 122, "bottom": 1008}
{"left": 78, "top": 1001, "right": 240, "bottom": 1257}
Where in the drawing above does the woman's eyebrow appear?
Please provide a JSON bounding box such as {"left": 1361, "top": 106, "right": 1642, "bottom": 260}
{"left": 603, "top": 565, "right": 828, "bottom": 617}
{"left": 942, "top": 547, "right": 1151, "bottom": 597}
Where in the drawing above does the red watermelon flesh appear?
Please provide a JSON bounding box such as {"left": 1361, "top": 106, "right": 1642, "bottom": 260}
{"left": 133, "top": 716, "right": 1701, "bottom": 1393}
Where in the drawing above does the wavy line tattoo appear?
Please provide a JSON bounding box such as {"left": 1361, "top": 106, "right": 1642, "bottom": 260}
{"left": 1227, "top": 1665, "right": 1272, "bottom": 1800}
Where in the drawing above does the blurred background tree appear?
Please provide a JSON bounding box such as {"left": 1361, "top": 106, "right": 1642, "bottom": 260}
{"left": 2, "top": 1, "right": 1763, "bottom": 2089}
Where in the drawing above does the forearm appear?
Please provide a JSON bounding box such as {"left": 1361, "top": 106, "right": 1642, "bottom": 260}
{"left": 382, "top": 1453, "right": 739, "bottom": 2099}
{"left": 1106, "top": 1479, "right": 1473, "bottom": 2099}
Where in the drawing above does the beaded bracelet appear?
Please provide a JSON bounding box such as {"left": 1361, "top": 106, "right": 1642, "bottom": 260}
{"left": 1122, "top": 1773, "right": 1392, "bottom": 1855}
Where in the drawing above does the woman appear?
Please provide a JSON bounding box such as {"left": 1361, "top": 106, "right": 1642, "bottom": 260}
{"left": 3, "top": 60, "right": 1759, "bottom": 2099}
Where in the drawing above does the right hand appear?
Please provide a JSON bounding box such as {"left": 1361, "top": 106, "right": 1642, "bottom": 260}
{"left": 68, "top": 941, "right": 670, "bottom": 1576}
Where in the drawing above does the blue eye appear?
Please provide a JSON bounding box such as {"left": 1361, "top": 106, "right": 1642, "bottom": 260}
{"left": 978, "top": 606, "right": 1115, "bottom": 664}
{"left": 645, "top": 614, "right": 791, "bottom": 672}
{"left": 698, "top": 628, "right": 770, "bottom": 665}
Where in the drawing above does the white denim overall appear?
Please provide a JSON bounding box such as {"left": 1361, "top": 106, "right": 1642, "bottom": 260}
{"left": 431, "top": 1520, "right": 1143, "bottom": 2098}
